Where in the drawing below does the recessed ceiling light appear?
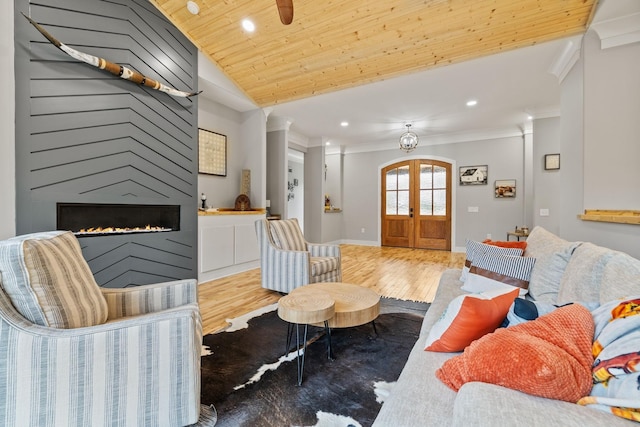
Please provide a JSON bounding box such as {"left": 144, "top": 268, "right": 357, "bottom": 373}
{"left": 340, "top": 121, "right": 349, "bottom": 127}
{"left": 242, "top": 19, "right": 255, "bottom": 32}
{"left": 466, "top": 99, "right": 478, "bottom": 107}
{"left": 527, "top": 115, "right": 533, "bottom": 120}
{"left": 326, "top": 142, "right": 331, "bottom": 146}
{"left": 186, "top": 1, "right": 200, "bottom": 15}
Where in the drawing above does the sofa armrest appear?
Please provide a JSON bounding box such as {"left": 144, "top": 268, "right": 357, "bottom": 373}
{"left": 101, "top": 278, "right": 198, "bottom": 319}
{"left": 0, "top": 291, "right": 202, "bottom": 426}
{"left": 308, "top": 243, "right": 341, "bottom": 258}
{"left": 453, "top": 382, "right": 636, "bottom": 427}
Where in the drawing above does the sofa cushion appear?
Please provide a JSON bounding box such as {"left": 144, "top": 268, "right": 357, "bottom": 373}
{"left": 599, "top": 251, "right": 640, "bottom": 304}
{"left": 461, "top": 240, "right": 524, "bottom": 282}
{"left": 424, "top": 287, "right": 519, "bottom": 352}
{"left": 524, "top": 226, "right": 580, "bottom": 304}
{"left": 0, "top": 231, "right": 108, "bottom": 328}
{"left": 462, "top": 253, "right": 536, "bottom": 296}
{"left": 557, "top": 243, "right": 613, "bottom": 305}
{"left": 436, "top": 304, "right": 595, "bottom": 402}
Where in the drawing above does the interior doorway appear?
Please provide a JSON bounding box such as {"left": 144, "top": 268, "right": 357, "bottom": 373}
{"left": 287, "top": 149, "right": 305, "bottom": 229}
{"left": 381, "top": 159, "right": 452, "bottom": 250}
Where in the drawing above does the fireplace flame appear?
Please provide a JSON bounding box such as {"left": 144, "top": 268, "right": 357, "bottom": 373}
{"left": 76, "top": 225, "right": 172, "bottom": 235}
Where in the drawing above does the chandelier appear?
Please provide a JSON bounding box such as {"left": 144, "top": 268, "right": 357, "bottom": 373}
{"left": 399, "top": 123, "right": 418, "bottom": 152}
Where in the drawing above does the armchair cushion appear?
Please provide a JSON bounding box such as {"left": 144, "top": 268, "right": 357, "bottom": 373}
{"left": 310, "top": 256, "right": 340, "bottom": 276}
{"left": 0, "top": 230, "right": 108, "bottom": 328}
{"left": 268, "top": 219, "right": 307, "bottom": 251}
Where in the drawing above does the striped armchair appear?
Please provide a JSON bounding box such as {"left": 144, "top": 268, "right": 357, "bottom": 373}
{"left": 255, "top": 218, "right": 342, "bottom": 293}
{"left": 0, "top": 231, "right": 215, "bottom": 427}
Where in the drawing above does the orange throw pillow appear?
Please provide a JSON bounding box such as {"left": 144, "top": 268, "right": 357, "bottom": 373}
{"left": 483, "top": 239, "right": 527, "bottom": 250}
{"left": 424, "top": 287, "right": 519, "bottom": 352}
{"left": 436, "top": 304, "right": 594, "bottom": 402}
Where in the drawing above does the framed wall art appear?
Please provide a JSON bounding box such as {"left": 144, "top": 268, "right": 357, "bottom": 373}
{"left": 198, "top": 128, "right": 227, "bottom": 176}
{"left": 495, "top": 180, "right": 516, "bottom": 198}
{"left": 459, "top": 165, "right": 488, "bottom": 185}
{"left": 544, "top": 153, "right": 560, "bottom": 170}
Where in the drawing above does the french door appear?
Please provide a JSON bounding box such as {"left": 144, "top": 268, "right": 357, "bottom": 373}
{"left": 381, "top": 159, "right": 452, "bottom": 250}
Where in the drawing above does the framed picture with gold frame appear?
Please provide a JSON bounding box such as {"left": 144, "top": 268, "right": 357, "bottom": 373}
{"left": 198, "top": 128, "right": 227, "bottom": 176}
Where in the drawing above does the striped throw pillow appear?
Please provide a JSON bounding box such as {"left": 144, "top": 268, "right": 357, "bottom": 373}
{"left": 461, "top": 240, "right": 524, "bottom": 282}
{"left": 463, "top": 252, "right": 536, "bottom": 296}
{"left": 0, "top": 231, "right": 108, "bottom": 328}
{"left": 268, "top": 219, "right": 307, "bottom": 251}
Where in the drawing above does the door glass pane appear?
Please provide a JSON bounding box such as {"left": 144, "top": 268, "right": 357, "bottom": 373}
{"left": 420, "top": 190, "right": 433, "bottom": 215}
{"left": 434, "top": 166, "right": 447, "bottom": 188}
{"left": 420, "top": 165, "right": 432, "bottom": 189}
{"left": 398, "top": 166, "right": 410, "bottom": 190}
{"left": 386, "top": 191, "right": 397, "bottom": 215}
{"left": 398, "top": 190, "right": 409, "bottom": 215}
{"left": 386, "top": 169, "right": 397, "bottom": 190}
{"left": 434, "top": 189, "right": 446, "bottom": 215}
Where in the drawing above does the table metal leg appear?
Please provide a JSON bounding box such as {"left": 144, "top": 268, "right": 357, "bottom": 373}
{"left": 295, "top": 323, "right": 308, "bottom": 386}
{"left": 324, "top": 320, "right": 334, "bottom": 360}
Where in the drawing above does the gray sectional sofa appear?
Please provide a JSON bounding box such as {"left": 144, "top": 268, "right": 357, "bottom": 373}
{"left": 373, "top": 226, "right": 639, "bottom": 426}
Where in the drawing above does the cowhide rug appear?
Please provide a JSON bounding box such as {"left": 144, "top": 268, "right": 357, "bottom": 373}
{"left": 201, "top": 298, "right": 428, "bottom": 427}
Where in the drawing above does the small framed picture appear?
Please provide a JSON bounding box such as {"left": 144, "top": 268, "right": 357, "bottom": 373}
{"left": 544, "top": 153, "right": 560, "bottom": 170}
{"left": 459, "top": 165, "right": 488, "bottom": 185}
{"left": 495, "top": 180, "right": 516, "bottom": 198}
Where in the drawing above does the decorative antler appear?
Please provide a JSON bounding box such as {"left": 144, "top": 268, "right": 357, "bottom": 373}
{"left": 276, "top": 0, "right": 294, "bottom": 25}
{"left": 22, "top": 12, "right": 200, "bottom": 98}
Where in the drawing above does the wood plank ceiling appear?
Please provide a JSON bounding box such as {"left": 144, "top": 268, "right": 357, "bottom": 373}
{"left": 150, "top": 0, "right": 598, "bottom": 107}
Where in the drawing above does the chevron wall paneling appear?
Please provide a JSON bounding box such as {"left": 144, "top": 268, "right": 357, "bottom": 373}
{"left": 14, "top": 0, "right": 199, "bottom": 287}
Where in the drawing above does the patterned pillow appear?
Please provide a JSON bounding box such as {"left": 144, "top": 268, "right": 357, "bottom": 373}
{"left": 578, "top": 297, "right": 640, "bottom": 422}
{"left": 461, "top": 240, "right": 524, "bottom": 282}
{"left": 462, "top": 252, "right": 536, "bottom": 296}
{"left": 0, "top": 231, "right": 108, "bottom": 328}
{"left": 424, "top": 287, "right": 519, "bottom": 352}
{"left": 268, "top": 219, "right": 307, "bottom": 251}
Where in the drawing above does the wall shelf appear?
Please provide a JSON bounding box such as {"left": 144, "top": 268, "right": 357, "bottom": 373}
{"left": 578, "top": 209, "right": 640, "bottom": 225}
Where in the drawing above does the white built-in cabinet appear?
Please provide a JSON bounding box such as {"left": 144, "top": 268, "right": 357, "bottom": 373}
{"left": 197, "top": 212, "right": 264, "bottom": 283}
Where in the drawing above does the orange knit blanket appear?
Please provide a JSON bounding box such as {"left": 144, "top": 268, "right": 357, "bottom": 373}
{"left": 436, "top": 304, "right": 595, "bottom": 402}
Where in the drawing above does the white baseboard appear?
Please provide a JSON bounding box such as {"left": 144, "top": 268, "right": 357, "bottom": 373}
{"left": 198, "top": 260, "right": 260, "bottom": 284}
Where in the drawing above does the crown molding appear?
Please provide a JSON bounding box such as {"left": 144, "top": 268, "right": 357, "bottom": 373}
{"left": 266, "top": 116, "right": 293, "bottom": 132}
{"left": 548, "top": 35, "right": 582, "bottom": 83}
{"left": 591, "top": 12, "right": 640, "bottom": 49}
{"left": 343, "top": 127, "right": 528, "bottom": 154}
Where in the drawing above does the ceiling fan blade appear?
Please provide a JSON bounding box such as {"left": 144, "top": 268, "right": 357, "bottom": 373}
{"left": 276, "top": 0, "right": 294, "bottom": 25}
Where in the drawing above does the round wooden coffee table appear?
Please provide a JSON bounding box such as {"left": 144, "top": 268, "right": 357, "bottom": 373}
{"left": 290, "top": 282, "right": 381, "bottom": 328}
{"left": 278, "top": 292, "right": 335, "bottom": 386}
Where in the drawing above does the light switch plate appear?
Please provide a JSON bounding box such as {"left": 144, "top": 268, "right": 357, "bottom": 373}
{"left": 540, "top": 208, "right": 550, "bottom": 216}
{"left": 468, "top": 206, "right": 479, "bottom": 213}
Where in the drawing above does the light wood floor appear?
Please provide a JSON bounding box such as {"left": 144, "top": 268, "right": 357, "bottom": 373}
{"left": 198, "top": 244, "right": 465, "bottom": 335}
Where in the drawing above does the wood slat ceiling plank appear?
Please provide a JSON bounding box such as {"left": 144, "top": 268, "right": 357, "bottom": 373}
{"left": 211, "top": 1, "right": 592, "bottom": 76}
{"left": 150, "top": 0, "right": 597, "bottom": 106}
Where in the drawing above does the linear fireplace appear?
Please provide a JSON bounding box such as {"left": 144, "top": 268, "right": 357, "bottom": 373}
{"left": 57, "top": 203, "right": 180, "bottom": 237}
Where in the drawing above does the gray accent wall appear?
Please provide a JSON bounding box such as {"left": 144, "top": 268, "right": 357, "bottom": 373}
{"left": 14, "top": 0, "right": 199, "bottom": 287}
{"left": 532, "top": 117, "right": 562, "bottom": 235}
{"left": 0, "top": 1, "right": 15, "bottom": 240}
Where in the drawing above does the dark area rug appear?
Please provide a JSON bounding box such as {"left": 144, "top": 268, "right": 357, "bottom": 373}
{"left": 201, "top": 298, "right": 428, "bottom": 427}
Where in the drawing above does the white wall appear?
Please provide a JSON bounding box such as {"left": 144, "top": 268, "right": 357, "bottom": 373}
{"left": 559, "top": 30, "right": 640, "bottom": 259}
{"left": 343, "top": 135, "right": 528, "bottom": 248}
{"left": 1, "top": 1, "right": 15, "bottom": 239}
{"left": 198, "top": 99, "right": 267, "bottom": 210}
{"left": 532, "top": 117, "right": 562, "bottom": 235}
